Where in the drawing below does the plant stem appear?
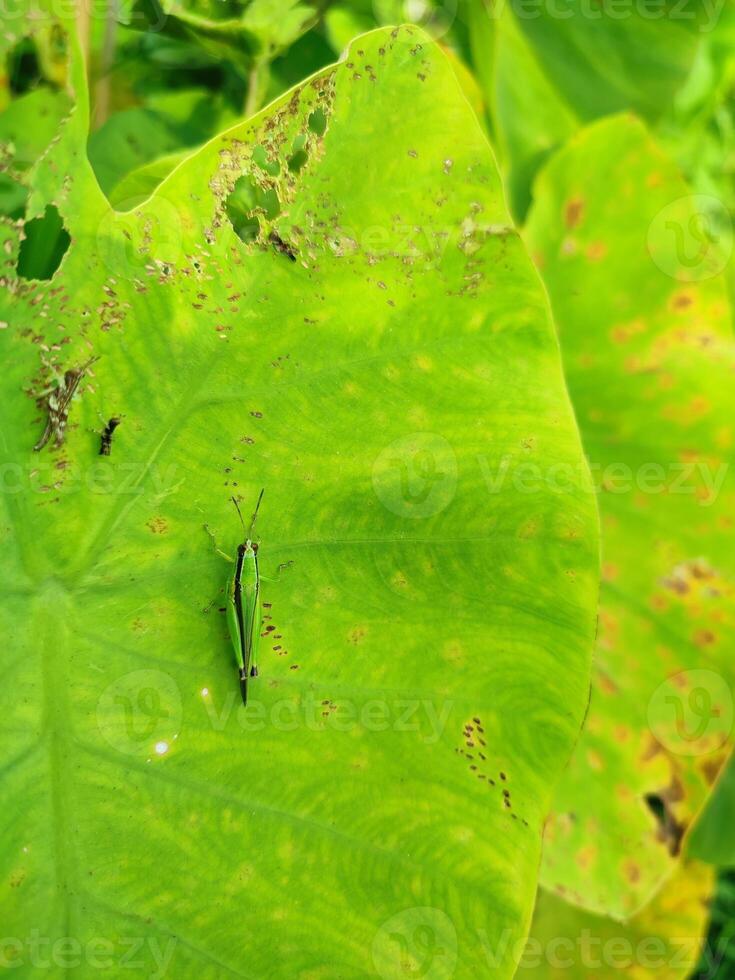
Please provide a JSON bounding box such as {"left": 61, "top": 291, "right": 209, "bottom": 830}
{"left": 245, "top": 59, "right": 266, "bottom": 118}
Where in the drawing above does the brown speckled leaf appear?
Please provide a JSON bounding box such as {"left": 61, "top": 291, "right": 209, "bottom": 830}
{"left": 526, "top": 113, "right": 735, "bottom": 918}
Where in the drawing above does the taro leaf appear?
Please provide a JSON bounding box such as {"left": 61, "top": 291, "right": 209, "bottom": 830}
{"left": 688, "top": 754, "right": 735, "bottom": 865}
{"left": 0, "top": 87, "right": 73, "bottom": 171}
{"left": 108, "top": 149, "right": 192, "bottom": 208}
{"left": 87, "top": 107, "right": 202, "bottom": 197}
{"left": 525, "top": 114, "right": 735, "bottom": 919}
{"left": 465, "top": 0, "right": 702, "bottom": 218}
{"left": 126, "top": 0, "right": 315, "bottom": 66}
{"left": 0, "top": 21, "right": 599, "bottom": 977}
{"left": 526, "top": 862, "right": 713, "bottom": 980}
{"left": 0, "top": 86, "right": 72, "bottom": 219}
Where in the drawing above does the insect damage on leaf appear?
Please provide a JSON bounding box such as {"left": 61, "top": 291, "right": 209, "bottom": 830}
{"left": 33, "top": 355, "right": 98, "bottom": 451}
{"left": 211, "top": 75, "right": 334, "bottom": 258}
{"left": 645, "top": 785, "right": 687, "bottom": 857}
{"left": 454, "top": 718, "right": 529, "bottom": 827}
{"left": 268, "top": 230, "right": 297, "bottom": 262}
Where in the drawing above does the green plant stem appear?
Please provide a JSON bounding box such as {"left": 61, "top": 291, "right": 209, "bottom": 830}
{"left": 245, "top": 59, "right": 267, "bottom": 118}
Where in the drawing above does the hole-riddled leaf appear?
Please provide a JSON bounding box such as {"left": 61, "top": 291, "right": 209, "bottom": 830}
{"left": 0, "top": 23, "right": 599, "bottom": 978}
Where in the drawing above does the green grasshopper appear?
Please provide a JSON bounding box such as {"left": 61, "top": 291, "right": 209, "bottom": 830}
{"left": 207, "top": 490, "right": 264, "bottom": 705}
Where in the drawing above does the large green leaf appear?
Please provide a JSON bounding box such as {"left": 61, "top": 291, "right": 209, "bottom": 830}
{"left": 465, "top": 0, "right": 703, "bottom": 217}
{"left": 525, "top": 114, "right": 735, "bottom": 919}
{"left": 1, "top": 19, "right": 599, "bottom": 977}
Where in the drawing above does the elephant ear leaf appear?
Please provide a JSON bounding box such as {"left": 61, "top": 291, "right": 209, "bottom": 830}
{"left": 526, "top": 114, "right": 735, "bottom": 920}
{"left": 0, "top": 18, "right": 599, "bottom": 979}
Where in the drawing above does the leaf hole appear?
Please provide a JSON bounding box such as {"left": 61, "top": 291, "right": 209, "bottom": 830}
{"left": 308, "top": 107, "right": 327, "bottom": 136}
{"left": 17, "top": 204, "right": 70, "bottom": 280}
{"left": 252, "top": 145, "right": 280, "bottom": 176}
{"left": 0, "top": 175, "right": 28, "bottom": 221}
{"left": 225, "top": 174, "right": 280, "bottom": 244}
{"left": 7, "top": 37, "right": 42, "bottom": 95}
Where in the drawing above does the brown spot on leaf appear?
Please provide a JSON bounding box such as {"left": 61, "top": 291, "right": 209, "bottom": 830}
{"left": 349, "top": 626, "right": 368, "bottom": 645}
{"left": 693, "top": 629, "right": 716, "bottom": 647}
{"left": 565, "top": 197, "right": 585, "bottom": 229}
{"left": 672, "top": 292, "right": 694, "bottom": 310}
{"left": 700, "top": 754, "right": 726, "bottom": 785}
{"left": 586, "top": 241, "right": 607, "bottom": 261}
{"left": 623, "top": 860, "right": 641, "bottom": 884}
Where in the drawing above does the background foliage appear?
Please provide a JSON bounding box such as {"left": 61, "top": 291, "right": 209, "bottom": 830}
{"left": 2, "top": 0, "right": 735, "bottom": 977}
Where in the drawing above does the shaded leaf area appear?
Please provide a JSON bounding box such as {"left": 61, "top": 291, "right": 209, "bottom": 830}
{"left": 464, "top": 0, "right": 702, "bottom": 218}
{"left": 658, "top": 8, "right": 735, "bottom": 244}
{"left": 127, "top": 0, "right": 316, "bottom": 64}
{"left": 0, "top": 64, "right": 73, "bottom": 220}
{"left": 689, "top": 753, "right": 735, "bottom": 865}
{"left": 107, "top": 149, "right": 192, "bottom": 209}
{"left": 87, "top": 102, "right": 233, "bottom": 199}
{"left": 527, "top": 861, "right": 713, "bottom": 980}
{"left": 0, "top": 22, "right": 599, "bottom": 979}
{"left": 692, "top": 870, "right": 735, "bottom": 980}
{"left": 525, "top": 114, "right": 735, "bottom": 919}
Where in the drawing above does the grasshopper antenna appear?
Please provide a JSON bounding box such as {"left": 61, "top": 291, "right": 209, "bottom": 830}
{"left": 231, "top": 495, "right": 247, "bottom": 532}
{"left": 248, "top": 488, "right": 265, "bottom": 539}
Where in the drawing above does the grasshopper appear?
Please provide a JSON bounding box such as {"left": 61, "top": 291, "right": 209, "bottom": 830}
{"left": 206, "top": 490, "right": 264, "bottom": 705}
{"left": 34, "top": 355, "right": 99, "bottom": 452}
